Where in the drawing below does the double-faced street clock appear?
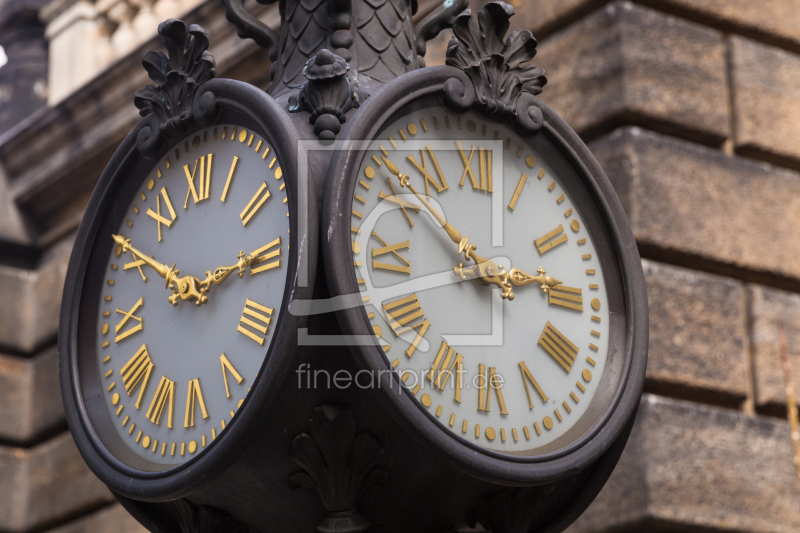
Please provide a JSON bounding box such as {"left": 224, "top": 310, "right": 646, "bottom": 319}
{"left": 59, "top": 2, "right": 647, "bottom": 532}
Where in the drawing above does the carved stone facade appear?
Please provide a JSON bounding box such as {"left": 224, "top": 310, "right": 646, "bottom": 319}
{"left": 1, "top": 0, "right": 800, "bottom": 531}
{"left": 40, "top": 0, "right": 211, "bottom": 103}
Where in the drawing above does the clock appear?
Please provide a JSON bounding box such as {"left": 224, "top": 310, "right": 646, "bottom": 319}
{"left": 58, "top": 49, "right": 317, "bottom": 499}
{"left": 323, "top": 67, "right": 647, "bottom": 484}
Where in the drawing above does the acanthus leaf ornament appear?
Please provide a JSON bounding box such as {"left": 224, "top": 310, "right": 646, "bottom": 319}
{"left": 134, "top": 19, "right": 218, "bottom": 156}
{"left": 289, "top": 406, "right": 389, "bottom": 533}
{"left": 445, "top": 2, "right": 546, "bottom": 135}
{"left": 289, "top": 49, "right": 369, "bottom": 141}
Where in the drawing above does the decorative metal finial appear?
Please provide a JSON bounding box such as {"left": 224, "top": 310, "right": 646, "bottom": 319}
{"left": 288, "top": 49, "right": 369, "bottom": 141}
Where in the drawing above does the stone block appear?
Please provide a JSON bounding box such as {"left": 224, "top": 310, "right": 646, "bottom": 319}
{"left": 0, "top": 432, "right": 114, "bottom": 532}
{"left": 538, "top": 2, "right": 728, "bottom": 144}
{"left": 48, "top": 504, "right": 147, "bottom": 533}
{"left": 0, "top": 236, "right": 70, "bottom": 354}
{"left": 566, "top": 394, "right": 800, "bottom": 533}
{"left": 471, "top": 0, "right": 800, "bottom": 48}
{"left": 749, "top": 284, "right": 800, "bottom": 409}
{"left": 643, "top": 260, "right": 747, "bottom": 403}
{"left": 730, "top": 36, "right": 800, "bottom": 168}
{"left": 0, "top": 346, "right": 64, "bottom": 444}
{"left": 639, "top": 0, "right": 800, "bottom": 51}
{"left": 591, "top": 127, "right": 800, "bottom": 284}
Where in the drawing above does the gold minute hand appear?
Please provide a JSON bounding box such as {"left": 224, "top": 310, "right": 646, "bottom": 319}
{"left": 112, "top": 234, "right": 173, "bottom": 280}
{"left": 381, "top": 156, "right": 520, "bottom": 298}
{"left": 381, "top": 156, "right": 464, "bottom": 246}
{"left": 112, "top": 234, "right": 210, "bottom": 307}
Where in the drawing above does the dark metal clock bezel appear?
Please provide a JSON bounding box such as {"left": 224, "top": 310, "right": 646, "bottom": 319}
{"left": 58, "top": 78, "right": 317, "bottom": 501}
{"left": 323, "top": 65, "right": 648, "bottom": 486}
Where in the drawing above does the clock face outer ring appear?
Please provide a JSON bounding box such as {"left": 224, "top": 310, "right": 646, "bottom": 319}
{"left": 323, "top": 65, "right": 648, "bottom": 486}
{"left": 58, "top": 79, "right": 318, "bottom": 501}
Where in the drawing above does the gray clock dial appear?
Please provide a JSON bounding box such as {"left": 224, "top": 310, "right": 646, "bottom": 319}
{"left": 350, "top": 108, "right": 610, "bottom": 455}
{"left": 96, "top": 125, "right": 289, "bottom": 465}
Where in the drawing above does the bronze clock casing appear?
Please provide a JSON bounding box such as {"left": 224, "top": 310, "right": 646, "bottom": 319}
{"left": 321, "top": 64, "right": 648, "bottom": 520}
{"left": 59, "top": 78, "right": 318, "bottom": 501}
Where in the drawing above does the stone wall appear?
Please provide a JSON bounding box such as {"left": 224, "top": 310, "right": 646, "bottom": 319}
{"left": 0, "top": 0, "right": 798, "bottom": 531}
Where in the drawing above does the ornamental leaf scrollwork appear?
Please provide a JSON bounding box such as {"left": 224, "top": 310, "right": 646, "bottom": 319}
{"left": 445, "top": 2, "right": 546, "bottom": 134}
{"left": 289, "top": 405, "right": 389, "bottom": 533}
{"left": 134, "top": 19, "right": 217, "bottom": 155}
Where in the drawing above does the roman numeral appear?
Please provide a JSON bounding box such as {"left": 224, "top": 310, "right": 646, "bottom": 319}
{"left": 220, "top": 156, "right": 239, "bottom": 202}
{"left": 220, "top": 353, "right": 244, "bottom": 399}
{"left": 250, "top": 237, "right": 282, "bottom": 275}
{"left": 427, "top": 340, "right": 463, "bottom": 403}
{"left": 240, "top": 182, "right": 271, "bottom": 226}
{"left": 146, "top": 187, "right": 178, "bottom": 242}
{"left": 146, "top": 375, "right": 175, "bottom": 428}
{"left": 183, "top": 153, "right": 213, "bottom": 208}
{"left": 534, "top": 225, "right": 568, "bottom": 255}
{"left": 120, "top": 344, "right": 154, "bottom": 409}
{"left": 456, "top": 142, "right": 493, "bottom": 192}
{"left": 379, "top": 177, "right": 420, "bottom": 228}
{"left": 184, "top": 378, "right": 209, "bottom": 428}
{"left": 538, "top": 321, "right": 578, "bottom": 372}
{"left": 123, "top": 254, "right": 147, "bottom": 282}
{"left": 382, "top": 293, "right": 430, "bottom": 357}
{"left": 237, "top": 298, "right": 273, "bottom": 345}
{"left": 518, "top": 361, "right": 549, "bottom": 409}
{"left": 478, "top": 364, "right": 508, "bottom": 414}
{"left": 548, "top": 285, "right": 583, "bottom": 312}
{"left": 114, "top": 296, "right": 144, "bottom": 343}
{"left": 508, "top": 172, "right": 528, "bottom": 211}
{"left": 371, "top": 230, "right": 410, "bottom": 275}
{"left": 406, "top": 146, "right": 448, "bottom": 197}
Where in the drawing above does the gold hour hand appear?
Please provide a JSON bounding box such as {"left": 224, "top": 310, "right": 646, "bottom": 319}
{"left": 454, "top": 261, "right": 514, "bottom": 300}
{"left": 507, "top": 266, "right": 561, "bottom": 292}
{"left": 381, "top": 155, "right": 466, "bottom": 247}
{"left": 453, "top": 262, "right": 561, "bottom": 300}
{"left": 210, "top": 250, "right": 254, "bottom": 286}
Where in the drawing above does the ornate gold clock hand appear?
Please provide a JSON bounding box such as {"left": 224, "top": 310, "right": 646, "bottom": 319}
{"left": 381, "top": 156, "right": 463, "bottom": 245}
{"left": 381, "top": 157, "right": 563, "bottom": 299}
{"left": 454, "top": 263, "right": 561, "bottom": 298}
{"left": 507, "top": 266, "right": 561, "bottom": 292}
{"left": 208, "top": 247, "right": 263, "bottom": 286}
{"left": 112, "top": 234, "right": 210, "bottom": 307}
{"left": 113, "top": 234, "right": 173, "bottom": 279}
{"left": 382, "top": 156, "right": 523, "bottom": 299}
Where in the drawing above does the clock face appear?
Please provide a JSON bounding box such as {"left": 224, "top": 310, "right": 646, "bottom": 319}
{"left": 348, "top": 107, "right": 616, "bottom": 455}
{"left": 95, "top": 124, "right": 289, "bottom": 465}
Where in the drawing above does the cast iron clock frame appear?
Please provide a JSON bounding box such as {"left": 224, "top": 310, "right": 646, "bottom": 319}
{"left": 59, "top": 76, "right": 318, "bottom": 501}
{"left": 323, "top": 64, "right": 648, "bottom": 486}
